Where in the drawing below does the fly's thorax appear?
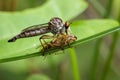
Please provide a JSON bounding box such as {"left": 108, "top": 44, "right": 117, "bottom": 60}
{"left": 50, "top": 17, "right": 63, "bottom": 26}
{"left": 49, "top": 17, "right": 65, "bottom": 35}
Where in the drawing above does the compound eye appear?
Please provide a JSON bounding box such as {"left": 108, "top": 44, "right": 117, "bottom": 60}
{"left": 65, "top": 21, "right": 69, "bottom": 29}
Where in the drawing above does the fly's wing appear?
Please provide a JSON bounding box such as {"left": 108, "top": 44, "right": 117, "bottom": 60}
{"left": 22, "top": 23, "right": 49, "bottom": 32}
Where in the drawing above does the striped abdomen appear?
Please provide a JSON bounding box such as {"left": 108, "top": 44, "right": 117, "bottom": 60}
{"left": 8, "top": 27, "right": 50, "bottom": 42}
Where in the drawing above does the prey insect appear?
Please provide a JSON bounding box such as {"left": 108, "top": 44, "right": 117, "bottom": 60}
{"left": 8, "top": 17, "right": 71, "bottom": 49}
{"left": 40, "top": 34, "right": 77, "bottom": 56}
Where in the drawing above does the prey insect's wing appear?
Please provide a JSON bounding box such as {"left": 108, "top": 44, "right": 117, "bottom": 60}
{"left": 22, "top": 23, "right": 49, "bottom": 32}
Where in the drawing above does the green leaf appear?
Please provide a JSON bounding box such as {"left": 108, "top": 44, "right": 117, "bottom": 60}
{"left": 0, "top": 0, "right": 119, "bottom": 63}
{"left": 0, "top": 0, "right": 87, "bottom": 63}
{"left": 0, "top": 19, "right": 119, "bottom": 63}
{"left": 72, "top": 19, "right": 120, "bottom": 45}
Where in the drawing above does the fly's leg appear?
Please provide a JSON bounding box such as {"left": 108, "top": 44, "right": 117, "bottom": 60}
{"left": 65, "top": 36, "right": 73, "bottom": 48}
{"left": 65, "top": 35, "right": 77, "bottom": 48}
{"left": 59, "top": 33, "right": 67, "bottom": 50}
{"left": 39, "top": 35, "right": 54, "bottom": 56}
{"left": 65, "top": 40, "right": 71, "bottom": 47}
{"left": 39, "top": 35, "right": 54, "bottom": 46}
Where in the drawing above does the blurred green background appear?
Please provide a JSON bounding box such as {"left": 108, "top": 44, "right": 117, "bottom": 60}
{"left": 0, "top": 0, "right": 120, "bottom": 80}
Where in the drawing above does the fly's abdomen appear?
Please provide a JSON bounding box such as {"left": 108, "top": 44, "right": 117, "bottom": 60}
{"left": 8, "top": 28, "right": 50, "bottom": 42}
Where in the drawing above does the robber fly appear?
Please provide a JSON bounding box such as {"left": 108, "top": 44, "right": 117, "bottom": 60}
{"left": 8, "top": 17, "right": 71, "bottom": 47}
{"left": 40, "top": 34, "right": 77, "bottom": 56}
